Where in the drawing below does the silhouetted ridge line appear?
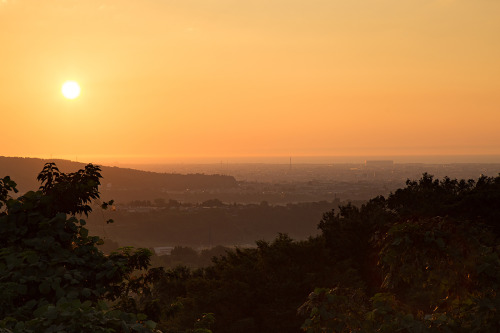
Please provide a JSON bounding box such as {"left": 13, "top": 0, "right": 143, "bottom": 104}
{"left": 0, "top": 156, "right": 237, "bottom": 193}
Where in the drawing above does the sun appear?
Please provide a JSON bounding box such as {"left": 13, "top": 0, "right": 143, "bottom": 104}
{"left": 61, "top": 81, "right": 81, "bottom": 99}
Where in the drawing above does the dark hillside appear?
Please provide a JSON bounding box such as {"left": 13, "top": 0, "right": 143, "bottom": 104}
{"left": 0, "top": 156, "right": 237, "bottom": 198}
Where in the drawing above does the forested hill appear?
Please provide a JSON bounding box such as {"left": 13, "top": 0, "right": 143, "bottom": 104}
{"left": 0, "top": 156, "right": 237, "bottom": 194}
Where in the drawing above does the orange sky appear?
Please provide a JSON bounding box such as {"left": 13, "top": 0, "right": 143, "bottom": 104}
{"left": 1, "top": 0, "right": 499, "bottom": 164}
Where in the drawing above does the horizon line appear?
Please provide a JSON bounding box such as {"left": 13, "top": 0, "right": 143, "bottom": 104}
{"left": 3, "top": 154, "right": 500, "bottom": 165}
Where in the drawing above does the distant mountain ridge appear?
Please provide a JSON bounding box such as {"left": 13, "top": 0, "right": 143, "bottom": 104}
{"left": 0, "top": 156, "right": 238, "bottom": 196}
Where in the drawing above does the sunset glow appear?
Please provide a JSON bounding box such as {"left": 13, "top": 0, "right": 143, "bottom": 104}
{"left": 61, "top": 81, "right": 80, "bottom": 99}
{"left": 1, "top": 0, "right": 499, "bottom": 164}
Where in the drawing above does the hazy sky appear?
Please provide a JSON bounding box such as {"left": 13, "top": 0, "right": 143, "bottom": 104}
{"left": 1, "top": 0, "right": 499, "bottom": 163}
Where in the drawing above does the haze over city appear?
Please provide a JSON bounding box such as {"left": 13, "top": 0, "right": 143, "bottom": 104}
{"left": 2, "top": 0, "right": 499, "bottom": 164}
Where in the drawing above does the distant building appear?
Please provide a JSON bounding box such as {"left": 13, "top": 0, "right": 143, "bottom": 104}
{"left": 365, "top": 160, "right": 394, "bottom": 168}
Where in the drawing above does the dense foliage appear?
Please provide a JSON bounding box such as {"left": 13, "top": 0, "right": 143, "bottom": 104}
{"left": 302, "top": 174, "right": 500, "bottom": 332}
{"left": 139, "top": 234, "right": 335, "bottom": 333}
{"left": 0, "top": 163, "right": 157, "bottom": 333}
{"left": 2, "top": 164, "right": 499, "bottom": 332}
{"left": 136, "top": 173, "right": 500, "bottom": 332}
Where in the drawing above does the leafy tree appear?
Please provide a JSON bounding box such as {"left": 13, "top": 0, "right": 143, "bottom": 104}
{"left": 318, "top": 197, "right": 395, "bottom": 293}
{"left": 387, "top": 173, "right": 500, "bottom": 234}
{"left": 0, "top": 163, "right": 157, "bottom": 332}
{"left": 141, "top": 234, "right": 336, "bottom": 333}
{"left": 298, "top": 287, "right": 368, "bottom": 333}
{"left": 300, "top": 174, "right": 500, "bottom": 333}
{"left": 372, "top": 216, "right": 500, "bottom": 332}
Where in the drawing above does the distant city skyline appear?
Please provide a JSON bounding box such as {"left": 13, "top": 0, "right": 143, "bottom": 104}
{"left": 5, "top": 153, "right": 500, "bottom": 167}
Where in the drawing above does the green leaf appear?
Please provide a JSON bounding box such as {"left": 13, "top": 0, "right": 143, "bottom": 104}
{"left": 144, "top": 320, "right": 156, "bottom": 329}
{"left": 80, "top": 228, "right": 89, "bottom": 238}
{"left": 137, "top": 313, "right": 147, "bottom": 321}
{"left": 81, "top": 288, "right": 91, "bottom": 298}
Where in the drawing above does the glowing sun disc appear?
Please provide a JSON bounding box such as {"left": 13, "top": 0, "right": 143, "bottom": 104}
{"left": 62, "top": 81, "right": 81, "bottom": 99}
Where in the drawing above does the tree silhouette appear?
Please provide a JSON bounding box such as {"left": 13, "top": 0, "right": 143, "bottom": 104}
{"left": 0, "top": 163, "right": 157, "bottom": 332}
